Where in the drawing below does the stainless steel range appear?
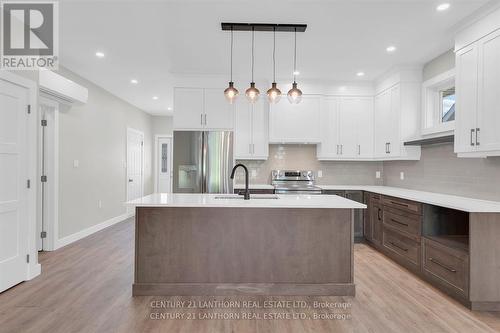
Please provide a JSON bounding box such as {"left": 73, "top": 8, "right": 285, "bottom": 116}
{"left": 271, "top": 170, "right": 322, "bottom": 194}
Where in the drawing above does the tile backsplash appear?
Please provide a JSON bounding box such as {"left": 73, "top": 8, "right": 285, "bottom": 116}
{"left": 235, "top": 144, "right": 384, "bottom": 185}
{"left": 383, "top": 144, "right": 500, "bottom": 201}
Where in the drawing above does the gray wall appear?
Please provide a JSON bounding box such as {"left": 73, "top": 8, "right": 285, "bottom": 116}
{"left": 422, "top": 49, "right": 455, "bottom": 81}
{"left": 57, "top": 67, "right": 154, "bottom": 238}
{"left": 384, "top": 48, "right": 500, "bottom": 201}
{"left": 384, "top": 144, "right": 500, "bottom": 201}
{"left": 236, "top": 145, "right": 383, "bottom": 185}
{"left": 151, "top": 115, "right": 173, "bottom": 137}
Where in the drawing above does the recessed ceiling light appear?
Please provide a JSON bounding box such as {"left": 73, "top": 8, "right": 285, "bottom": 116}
{"left": 386, "top": 45, "right": 397, "bottom": 53}
{"left": 293, "top": 70, "right": 300, "bottom": 76}
{"left": 436, "top": 3, "right": 450, "bottom": 11}
{"left": 152, "top": 96, "right": 159, "bottom": 100}
{"left": 167, "top": 107, "right": 173, "bottom": 111}
{"left": 95, "top": 51, "right": 105, "bottom": 58}
{"left": 130, "top": 79, "right": 138, "bottom": 84}
{"left": 356, "top": 72, "right": 365, "bottom": 77}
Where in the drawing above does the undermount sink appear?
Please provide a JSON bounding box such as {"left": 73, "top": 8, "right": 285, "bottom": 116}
{"left": 214, "top": 195, "right": 279, "bottom": 200}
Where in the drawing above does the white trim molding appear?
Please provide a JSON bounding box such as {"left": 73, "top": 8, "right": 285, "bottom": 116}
{"left": 55, "top": 212, "right": 133, "bottom": 250}
{"left": 421, "top": 69, "right": 456, "bottom": 137}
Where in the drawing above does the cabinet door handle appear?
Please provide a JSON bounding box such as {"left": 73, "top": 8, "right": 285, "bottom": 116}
{"left": 389, "top": 201, "right": 409, "bottom": 208}
{"left": 428, "top": 257, "right": 457, "bottom": 273}
{"left": 389, "top": 241, "right": 408, "bottom": 252}
{"left": 476, "top": 128, "right": 480, "bottom": 146}
{"left": 470, "top": 129, "right": 475, "bottom": 146}
{"left": 388, "top": 142, "right": 391, "bottom": 154}
{"left": 201, "top": 114, "right": 203, "bottom": 126}
{"left": 358, "top": 144, "right": 361, "bottom": 155}
{"left": 252, "top": 144, "right": 255, "bottom": 154}
{"left": 341, "top": 145, "right": 343, "bottom": 155}
{"left": 390, "top": 218, "right": 409, "bottom": 227}
{"left": 336, "top": 145, "right": 339, "bottom": 155}
{"left": 377, "top": 208, "right": 382, "bottom": 220}
{"left": 204, "top": 114, "right": 207, "bottom": 125}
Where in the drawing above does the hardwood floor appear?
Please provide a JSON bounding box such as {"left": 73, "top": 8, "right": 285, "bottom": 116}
{"left": 1, "top": 218, "right": 499, "bottom": 333}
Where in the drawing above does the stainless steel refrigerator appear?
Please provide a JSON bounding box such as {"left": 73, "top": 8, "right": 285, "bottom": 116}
{"left": 173, "top": 131, "right": 234, "bottom": 193}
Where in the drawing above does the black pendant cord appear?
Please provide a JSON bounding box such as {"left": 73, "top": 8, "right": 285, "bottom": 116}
{"left": 251, "top": 27, "right": 255, "bottom": 83}
{"left": 230, "top": 26, "right": 233, "bottom": 82}
{"left": 293, "top": 28, "right": 297, "bottom": 84}
{"left": 273, "top": 27, "right": 276, "bottom": 83}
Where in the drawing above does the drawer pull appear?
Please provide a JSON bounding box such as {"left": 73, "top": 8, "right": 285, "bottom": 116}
{"left": 428, "top": 257, "right": 457, "bottom": 273}
{"left": 390, "top": 201, "right": 409, "bottom": 208}
{"left": 390, "top": 218, "right": 409, "bottom": 227}
{"left": 389, "top": 241, "right": 408, "bottom": 252}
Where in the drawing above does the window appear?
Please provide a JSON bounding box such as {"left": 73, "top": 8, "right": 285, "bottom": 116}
{"left": 422, "top": 69, "right": 455, "bottom": 136}
{"left": 440, "top": 87, "right": 455, "bottom": 123}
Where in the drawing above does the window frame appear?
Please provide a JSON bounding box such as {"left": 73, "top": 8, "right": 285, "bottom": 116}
{"left": 421, "top": 69, "right": 455, "bottom": 136}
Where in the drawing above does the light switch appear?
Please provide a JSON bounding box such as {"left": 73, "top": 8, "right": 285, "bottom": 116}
{"left": 73, "top": 160, "right": 79, "bottom": 168}
{"left": 400, "top": 172, "right": 405, "bottom": 180}
{"left": 317, "top": 170, "right": 323, "bottom": 178}
{"left": 98, "top": 200, "right": 102, "bottom": 208}
{"left": 376, "top": 171, "right": 381, "bottom": 179}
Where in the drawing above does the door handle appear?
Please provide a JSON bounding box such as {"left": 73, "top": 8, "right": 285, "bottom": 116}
{"left": 128, "top": 179, "right": 133, "bottom": 182}
{"left": 389, "top": 241, "right": 408, "bottom": 252}
{"left": 428, "top": 257, "right": 457, "bottom": 273}
{"left": 476, "top": 128, "right": 480, "bottom": 146}
{"left": 358, "top": 144, "right": 361, "bottom": 155}
{"left": 201, "top": 114, "right": 203, "bottom": 126}
{"left": 470, "top": 129, "right": 475, "bottom": 146}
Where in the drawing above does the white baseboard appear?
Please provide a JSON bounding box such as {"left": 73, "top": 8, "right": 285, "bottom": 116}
{"left": 55, "top": 212, "right": 134, "bottom": 250}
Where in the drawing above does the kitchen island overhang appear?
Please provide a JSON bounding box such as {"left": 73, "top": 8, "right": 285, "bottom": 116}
{"left": 127, "top": 193, "right": 366, "bottom": 296}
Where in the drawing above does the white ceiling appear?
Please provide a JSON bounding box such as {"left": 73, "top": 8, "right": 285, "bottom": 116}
{"left": 60, "top": 0, "right": 490, "bottom": 115}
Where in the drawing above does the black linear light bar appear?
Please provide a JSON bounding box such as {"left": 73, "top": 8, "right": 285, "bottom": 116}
{"left": 221, "top": 23, "right": 307, "bottom": 32}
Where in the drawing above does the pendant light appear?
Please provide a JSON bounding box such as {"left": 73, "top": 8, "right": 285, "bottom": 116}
{"left": 287, "top": 28, "right": 302, "bottom": 104}
{"left": 267, "top": 27, "right": 281, "bottom": 104}
{"left": 245, "top": 27, "right": 260, "bottom": 103}
{"left": 224, "top": 26, "right": 239, "bottom": 104}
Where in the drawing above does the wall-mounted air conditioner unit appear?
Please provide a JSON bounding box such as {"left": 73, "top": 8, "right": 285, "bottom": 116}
{"left": 39, "top": 70, "right": 88, "bottom": 105}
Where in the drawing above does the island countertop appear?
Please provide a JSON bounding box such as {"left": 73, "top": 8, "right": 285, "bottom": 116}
{"left": 126, "top": 193, "right": 366, "bottom": 209}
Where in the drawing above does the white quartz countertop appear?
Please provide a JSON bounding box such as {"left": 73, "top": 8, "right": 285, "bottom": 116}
{"left": 126, "top": 193, "right": 366, "bottom": 209}
{"left": 233, "top": 183, "right": 274, "bottom": 190}
{"left": 318, "top": 185, "right": 500, "bottom": 213}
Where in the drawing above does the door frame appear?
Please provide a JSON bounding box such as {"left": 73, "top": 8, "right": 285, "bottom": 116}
{"left": 0, "top": 71, "right": 40, "bottom": 280}
{"left": 154, "top": 134, "right": 173, "bottom": 193}
{"left": 126, "top": 127, "right": 145, "bottom": 203}
{"left": 37, "top": 96, "right": 59, "bottom": 251}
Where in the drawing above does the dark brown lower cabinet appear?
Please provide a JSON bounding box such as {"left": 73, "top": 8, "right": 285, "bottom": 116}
{"left": 422, "top": 237, "right": 469, "bottom": 302}
{"left": 363, "top": 191, "right": 472, "bottom": 308}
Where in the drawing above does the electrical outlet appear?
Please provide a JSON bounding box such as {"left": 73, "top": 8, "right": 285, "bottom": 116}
{"left": 376, "top": 171, "right": 381, "bottom": 179}
{"left": 400, "top": 172, "right": 405, "bottom": 180}
{"left": 73, "top": 160, "right": 79, "bottom": 168}
{"left": 317, "top": 170, "right": 323, "bottom": 178}
{"left": 98, "top": 200, "right": 102, "bottom": 208}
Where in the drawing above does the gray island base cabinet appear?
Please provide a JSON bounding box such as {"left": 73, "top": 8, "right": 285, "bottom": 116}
{"left": 133, "top": 207, "right": 355, "bottom": 296}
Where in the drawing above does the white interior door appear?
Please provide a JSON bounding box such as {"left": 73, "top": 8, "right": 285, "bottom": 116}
{"left": 127, "top": 129, "right": 144, "bottom": 205}
{"left": 157, "top": 137, "right": 172, "bottom": 193}
{"left": 0, "top": 79, "right": 29, "bottom": 292}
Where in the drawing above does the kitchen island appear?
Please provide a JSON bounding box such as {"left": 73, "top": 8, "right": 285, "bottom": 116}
{"left": 127, "top": 193, "right": 366, "bottom": 296}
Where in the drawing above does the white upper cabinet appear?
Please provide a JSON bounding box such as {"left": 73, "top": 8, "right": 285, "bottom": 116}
{"left": 173, "top": 88, "right": 205, "bottom": 130}
{"left": 455, "top": 8, "right": 500, "bottom": 157}
{"left": 317, "top": 96, "right": 373, "bottom": 160}
{"left": 269, "top": 95, "right": 321, "bottom": 143}
{"left": 234, "top": 98, "right": 269, "bottom": 160}
{"left": 204, "top": 89, "right": 233, "bottom": 130}
{"left": 373, "top": 70, "right": 421, "bottom": 160}
{"left": 173, "top": 88, "right": 233, "bottom": 130}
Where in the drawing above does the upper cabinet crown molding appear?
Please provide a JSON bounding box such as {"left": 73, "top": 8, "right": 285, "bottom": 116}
{"left": 455, "top": 5, "right": 500, "bottom": 52}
